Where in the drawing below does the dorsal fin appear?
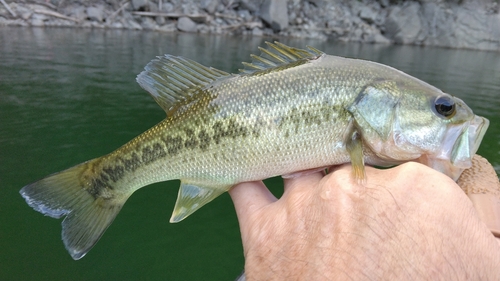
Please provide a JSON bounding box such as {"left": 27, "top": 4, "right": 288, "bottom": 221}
{"left": 136, "top": 55, "right": 230, "bottom": 114}
{"left": 239, "top": 41, "right": 323, "bottom": 75}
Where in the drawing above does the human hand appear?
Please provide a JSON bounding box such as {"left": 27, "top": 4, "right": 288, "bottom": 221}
{"left": 229, "top": 162, "right": 500, "bottom": 281}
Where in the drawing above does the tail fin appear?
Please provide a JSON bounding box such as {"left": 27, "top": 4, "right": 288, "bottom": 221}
{"left": 20, "top": 160, "right": 128, "bottom": 260}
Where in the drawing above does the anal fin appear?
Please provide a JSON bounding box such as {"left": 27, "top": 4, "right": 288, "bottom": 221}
{"left": 170, "top": 181, "right": 230, "bottom": 223}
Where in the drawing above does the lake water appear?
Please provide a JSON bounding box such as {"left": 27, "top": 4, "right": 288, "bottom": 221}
{"left": 1, "top": 27, "right": 499, "bottom": 280}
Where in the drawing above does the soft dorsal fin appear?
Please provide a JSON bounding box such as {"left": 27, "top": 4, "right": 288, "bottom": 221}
{"left": 136, "top": 55, "right": 230, "bottom": 114}
{"left": 239, "top": 41, "right": 323, "bottom": 75}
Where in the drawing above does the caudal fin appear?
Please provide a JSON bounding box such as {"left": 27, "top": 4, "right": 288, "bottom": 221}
{"left": 20, "top": 160, "right": 128, "bottom": 260}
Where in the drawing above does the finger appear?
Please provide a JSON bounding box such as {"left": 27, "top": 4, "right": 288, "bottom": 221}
{"left": 283, "top": 169, "right": 324, "bottom": 195}
{"left": 229, "top": 181, "right": 276, "bottom": 224}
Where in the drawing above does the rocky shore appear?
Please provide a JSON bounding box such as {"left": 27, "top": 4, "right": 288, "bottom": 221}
{"left": 1, "top": 0, "right": 499, "bottom": 51}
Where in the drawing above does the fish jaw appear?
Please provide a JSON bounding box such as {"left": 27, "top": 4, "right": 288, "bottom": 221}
{"left": 465, "top": 116, "right": 489, "bottom": 163}
{"left": 417, "top": 115, "right": 489, "bottom": 181}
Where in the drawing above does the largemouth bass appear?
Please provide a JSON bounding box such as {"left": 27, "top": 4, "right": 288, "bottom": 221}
{"left": 20, "top": 42, "right": 489, "bottom": 260}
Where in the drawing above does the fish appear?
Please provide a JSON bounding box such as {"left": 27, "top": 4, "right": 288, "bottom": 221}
{"left": 20, "top": 42, "right": 489, "bottom": 260}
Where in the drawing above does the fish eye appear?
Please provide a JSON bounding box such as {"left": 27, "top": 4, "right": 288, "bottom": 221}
{"left": 434, "top": 96, "right": 456, "bottom": 119}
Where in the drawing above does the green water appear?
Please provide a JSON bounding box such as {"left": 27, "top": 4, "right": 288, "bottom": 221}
{"left": 1, "top": 27, "right": 499, "bottom": 280}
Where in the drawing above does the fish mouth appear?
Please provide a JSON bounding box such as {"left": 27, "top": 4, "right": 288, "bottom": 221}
{"left": 450, "top": 115, "right": 489, "bottom": 169}
{"left": 469, "top": 116, "right": 489, "bottom": 157}
{"left": 416, "top": 115, "right": 489, "bottom": 181}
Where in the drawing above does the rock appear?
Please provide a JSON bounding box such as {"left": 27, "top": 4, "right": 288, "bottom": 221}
{"left": 131, "top": 0, "right": 148, "bottom": 10}
{"left": 0, "top": 16, "right": 28, "bottom": 26}
{"left": 12, "top": 4, "right": 33, "bottom": 20}
{"left": 300, "top": 1, "right": 319, "bottom": 23}
{"left": 418, "top": 3, "right": 500, "bottom": 51}
{"left": 125, "top": 18, "right": 143, "bottom": 30}
{"left": 161, "top": 2, "right": 174, "bottom": 12}
{"left": 158, "top": 23, "right": 176, "bottom": 32}
{"left": 260, "top": 0, "right": 288, "bottom": 32}
{"left": 420, "top": 2, "right": 454, "bottom": 47}
{"left": 240, "top": 0, "right": 261, "bottom": 12}
{"left": 216, "top": 3, "right": 225, "bottom": 13}
{"left": 1, "top": 0, "right": 499, "bottom": 51}
{"left": 238, "top": 9, "right": 252, "bottom": 22}
{"left": 353, "top": 28, "right": 363, "bottom": 40}
{"left": 65, "top": 5, "right": 86, "bottom": 21}
{"left": 252, "top": 27, "right": 263, "bottom": 36}
{"left": 385, "top": 2, "right": 424, "bottom": 44}
{"left": 454, "top": 8, "right": 500, "bottom": 51}
{"left": 358, "top": 6, "right": 377, "bottom": 24}
{"left": 156, "top": 15, "right": 166, "bottom": 26}
{"left": 21, "top": 11, "right": 33, "bottom": 20}
{"left": 197, "top": 23, "right": 210, "bottom": 33}
{"left": 177, "top": 16, "right": 197, "bottom": 32}
{"left": 31, "top": 13, "right": 47, "bottom": 26}
{"left": 181, "top": 2, "right": 200, "bottom": 15}
{"left": 109, "top": 21, "right": 123, "bottom": 29}
{"left": 201, "top": 0, "right": 218, "bottom": 14}
{"left": 86, "top": 6, "right": 103, "bottom": 22}
{"left": 141, "top": 16, "right": 157, "bottom": 30}
{"left": 361, "top": 23, "right": 390, "bottom": 44}
{"left": 149, "top": 1, "right": 159, "bottom": 12}
{"left": 379, "top": 0, "right": 390, "bottom": 8}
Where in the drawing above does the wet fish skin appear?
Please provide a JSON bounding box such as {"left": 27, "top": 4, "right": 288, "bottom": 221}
{"left": 19, "top": 42, "right": 488, "bottom": 260}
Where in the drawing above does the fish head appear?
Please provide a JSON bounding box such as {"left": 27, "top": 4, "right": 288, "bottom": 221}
{"left": 348, "top": 79, "right": 489, "bottom": 181}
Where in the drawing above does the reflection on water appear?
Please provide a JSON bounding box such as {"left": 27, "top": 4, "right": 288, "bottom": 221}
{"left": 1, "top": 27, "right": 499, "bottom": 280}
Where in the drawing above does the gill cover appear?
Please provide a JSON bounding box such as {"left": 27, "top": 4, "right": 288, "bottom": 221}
{"left": 347, "top": 81, "right": 405, "bottom": 160}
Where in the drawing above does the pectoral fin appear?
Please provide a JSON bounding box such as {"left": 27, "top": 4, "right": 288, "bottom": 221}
{"left": 345, "top": 121, "right": 366, "bottom": 182}
{"left": 170, "top": 181, "right": 230, "bottom": 223}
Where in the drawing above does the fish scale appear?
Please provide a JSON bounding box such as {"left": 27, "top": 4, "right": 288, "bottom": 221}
{"left": 20, "top": 42, "right": 488, "bottom": 260}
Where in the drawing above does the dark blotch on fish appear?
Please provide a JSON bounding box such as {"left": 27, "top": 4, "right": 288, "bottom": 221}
{"left": 163, "top": 135, "right": 184, "bottom": 155}
{"left": 142, "top": 143, "right": 167, "bottom": 164}
{"left": 88, "top": 177, "right": 112, "bottom": 199}
{"left": 123, "top": 153, "right": 141, "bottom": 172}
{"left": 198, "top": 130, "right": 211, "bottom": 151}
{"left": 103, "top": 165, "right": 125, "bottom": 182}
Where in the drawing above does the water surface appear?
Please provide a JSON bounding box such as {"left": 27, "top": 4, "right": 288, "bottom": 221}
{"left": 1, "top": 27, "right": 499, "bottom": 280}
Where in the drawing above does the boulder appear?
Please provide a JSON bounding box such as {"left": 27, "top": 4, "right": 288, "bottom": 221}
{"left": 252, "top": 27, "right": 263, "bottom": 36}
{"left": 240, "top": 0, "right": 261, "bottom": 12}
{"left": 64, "top": 5, "right": 86, "bottom": 21}
{"left": 131, "top": 0, "right": 148, "bottom": 10}
{"left": 177, "top": 16, "right": 197, "bottom": 32}
{"left": 200, "top": 0, "right": 218, "bottom": 14}
{"left": 358, "top": 6, "right": 378, "bottom": 24}
{"left": 31, "top": 13, "right": 47, "bottom": 26}
{"left": 86, "top": 6, "right": 103, "bottom": 22}
{"left": 158, "top": 23, "right": 176, "bottom": 32}
{"left": 260, "top": 0, "right": 288, "bottom": 32}
{"left": 141, "top": 16, "right": 157, "bottom": 30}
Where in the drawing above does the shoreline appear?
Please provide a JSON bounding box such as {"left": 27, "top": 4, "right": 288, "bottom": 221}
{"left": 1, "top": 0, "right": 499, "bottom": 52}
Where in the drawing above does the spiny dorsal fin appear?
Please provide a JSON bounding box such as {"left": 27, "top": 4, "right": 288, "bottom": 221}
{"left": 239, "top": 41, "right": 323, "bottom": 75}
{"left": 136, "top": 55, "right": 230, "bottom": 114}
